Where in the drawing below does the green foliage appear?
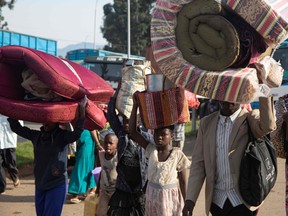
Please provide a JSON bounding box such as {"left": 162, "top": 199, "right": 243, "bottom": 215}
{"left": 16, "top": 141, "right": 34, "bottom": 168}
{"left": 185, "top": 119, "right": 199, "bottom": 137}
{"left": 101, "top": 0, "right": 155, "bottom": 56}
{"left": 0, "top": 0, "right": 16, "bottom": 29}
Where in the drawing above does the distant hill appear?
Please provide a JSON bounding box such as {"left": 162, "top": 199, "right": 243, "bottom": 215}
{"left": 57, "top": 42, "right": 105, "bottom": 57}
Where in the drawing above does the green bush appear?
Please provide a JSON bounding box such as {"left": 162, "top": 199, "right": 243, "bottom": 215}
{"left": 16, "top": 141, "right": 34, "bottom": 168}
{"left": 185, "top": 120, "right": 199, "bottom": 137}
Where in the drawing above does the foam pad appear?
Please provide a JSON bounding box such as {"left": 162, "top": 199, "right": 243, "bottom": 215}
{"left": 0, "top": 46, "right": 114, "bottom": 130}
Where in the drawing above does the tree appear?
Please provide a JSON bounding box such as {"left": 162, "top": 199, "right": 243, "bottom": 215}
{"left": 0, "top": 0, "right": 15, "bottom": 29}
{"left": 101, "top": 0, "right": 155, "bottom": 56}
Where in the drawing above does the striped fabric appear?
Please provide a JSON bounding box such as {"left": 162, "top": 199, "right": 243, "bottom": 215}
{"left": 150, "top": 0, "right": 288, "bottom": 103}
{"left": 213, "top": 110, "right": 243, "bottom": 208}
{"left": 136, "top": 88, "right": 190, "bottom": 129}
{"left": 266, "top": 0, "right": 288, "bottom": 22}
{"left": 222, "top": 0, "right": 288, "bottom": 46}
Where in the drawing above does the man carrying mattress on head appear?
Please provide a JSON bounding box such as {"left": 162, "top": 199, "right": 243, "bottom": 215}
{"left": 7, "top": 96, "right": 88, "bottom": 216}
{"left": 182, "top": 90, "right": 276, "bottom": 216}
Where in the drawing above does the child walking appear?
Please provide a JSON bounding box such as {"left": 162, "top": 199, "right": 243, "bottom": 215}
{"left": 96, "top": 133, "right": 118, "bottom": 216}
{"left": 7, "top": 96, "right": 87, "bottom": 216}
{"left": 129, "top": 93, "right": 191, "bottom": 216}
{"left": 107, "top": 83, "right": 153, "bottom": 216}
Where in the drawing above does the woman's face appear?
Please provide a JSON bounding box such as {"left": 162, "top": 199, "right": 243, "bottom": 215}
{"left": 153, "top": 128, "right": 173, "bottom": 147}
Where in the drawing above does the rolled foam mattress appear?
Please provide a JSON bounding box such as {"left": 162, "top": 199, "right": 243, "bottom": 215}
{"left": 151, "top": 0, "right": 288, "bottom": 103}
{"left": 0, "top": 45, "right": 114, "bottom": 130}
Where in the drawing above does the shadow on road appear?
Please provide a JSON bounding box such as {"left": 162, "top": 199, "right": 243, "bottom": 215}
{"left": 0, "top": 195, "right": 34, "bottom": 202}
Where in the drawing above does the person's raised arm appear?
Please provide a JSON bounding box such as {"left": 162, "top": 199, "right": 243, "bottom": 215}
{"left": 90, "top": 130, "right": 104, "bottom": 151}
{"left": 7, "top": 118, "right": 38, "bottom": 141}
{"left": 78, "top": 95, "right": 87, "bottom": 120}
{"left": 64, "top": 95, "right": 87, "bottom": 144}
{"left": 128, "top": 92, "right": 149, "bottom": 149}
{"left": 107, "top": 82, "right": 122, "bottom": 134}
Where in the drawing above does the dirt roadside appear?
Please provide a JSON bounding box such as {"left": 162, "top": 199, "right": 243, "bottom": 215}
{"left": 0, "top": 135, "right": 286, "bottom": 216}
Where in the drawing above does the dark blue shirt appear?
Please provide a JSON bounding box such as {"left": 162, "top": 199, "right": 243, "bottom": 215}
{"left": 8, "top": 118, "right": 84, "bottom": 190}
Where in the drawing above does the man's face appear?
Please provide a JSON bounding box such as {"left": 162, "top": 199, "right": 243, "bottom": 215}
{"left": 219, "top": 101, "right": 241, "bottom": 116}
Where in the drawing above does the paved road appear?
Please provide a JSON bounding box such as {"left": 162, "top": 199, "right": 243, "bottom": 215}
{"left": 0, "top": 135, "right": 286, "bottom": 216}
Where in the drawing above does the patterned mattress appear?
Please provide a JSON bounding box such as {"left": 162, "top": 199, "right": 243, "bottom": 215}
{"left": 151, "top": 0, "right": 288, "bottom": 103}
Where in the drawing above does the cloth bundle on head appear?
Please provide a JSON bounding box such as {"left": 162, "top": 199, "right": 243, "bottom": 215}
{"left": 136, "top": 88, "right": 190, "bottom": 130}
{"left": 151, "top": 0, "right": 288, "bottom": 104}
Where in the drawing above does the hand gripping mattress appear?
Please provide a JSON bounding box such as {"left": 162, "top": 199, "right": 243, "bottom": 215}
{"left": 0, "top": 46, "right": 114, "bottom": 130}
{"left": 151, "top": 0, "right": 288, "bottom": 103}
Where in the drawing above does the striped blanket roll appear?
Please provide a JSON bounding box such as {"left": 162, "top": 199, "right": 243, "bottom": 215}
{"left": 222, "top": 0, "right": 288, "bottom": 46}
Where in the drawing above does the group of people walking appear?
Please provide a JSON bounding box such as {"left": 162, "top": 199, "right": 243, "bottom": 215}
{"left": 0, "top": 82, "right": 278, "bottom": 216}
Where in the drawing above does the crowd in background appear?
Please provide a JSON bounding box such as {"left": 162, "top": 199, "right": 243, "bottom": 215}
{"left": 0, "top": 91, "right": 285, "bottom": 216}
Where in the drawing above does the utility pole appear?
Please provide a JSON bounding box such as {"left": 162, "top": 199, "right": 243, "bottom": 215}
{"left": 127, "top": 0, "right": 131, "bottom": 58}
{"left": 93, "top": 0, "right": 99, "bottom": 50}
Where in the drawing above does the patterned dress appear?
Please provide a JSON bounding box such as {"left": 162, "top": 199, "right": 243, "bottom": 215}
{"left": 145, "top": 144, "right": 191, "bottom": 216}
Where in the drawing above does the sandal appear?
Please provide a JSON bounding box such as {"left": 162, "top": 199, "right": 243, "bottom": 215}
{"left": 88, "top": 187, "right": 96, "bottom": 195}
{"left": 70, "top": 198, "right": 81, "bottom": 204}
{"left": 13, "top": 179, "right": 20, "bottom": 188}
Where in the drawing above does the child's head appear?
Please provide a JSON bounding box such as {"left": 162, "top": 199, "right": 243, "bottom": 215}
{"left": 42, "top": 122, "right": 59, "bottom": 132}
{"left": 103, "top": 133, "right": 118, "bottom": 155}
{"left": 153, "top": 125, "right": 174, "bottom": 147}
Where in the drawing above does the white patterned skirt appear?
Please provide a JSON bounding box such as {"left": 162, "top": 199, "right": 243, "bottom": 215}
{"left": 145, "top": 181, "right": 184, "bottom": 216}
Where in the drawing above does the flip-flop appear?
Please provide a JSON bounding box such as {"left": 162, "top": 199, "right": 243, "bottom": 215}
{"left": 14, "top": 179, "right": 20, "bottom": 188}
{"left": 70, "top": 198, "right": 81, "bottom": 204}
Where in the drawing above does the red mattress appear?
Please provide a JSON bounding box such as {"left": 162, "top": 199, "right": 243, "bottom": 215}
{"left": 0, "top": 46, "right": 114, "bottom": 130}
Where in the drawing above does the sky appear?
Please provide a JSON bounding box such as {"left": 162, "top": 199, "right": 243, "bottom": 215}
{"left": 3, "top": 0, "right": 113, "bottom": 49}
{"left": 2, "top": 0, "right": 287, "bottom": 50}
